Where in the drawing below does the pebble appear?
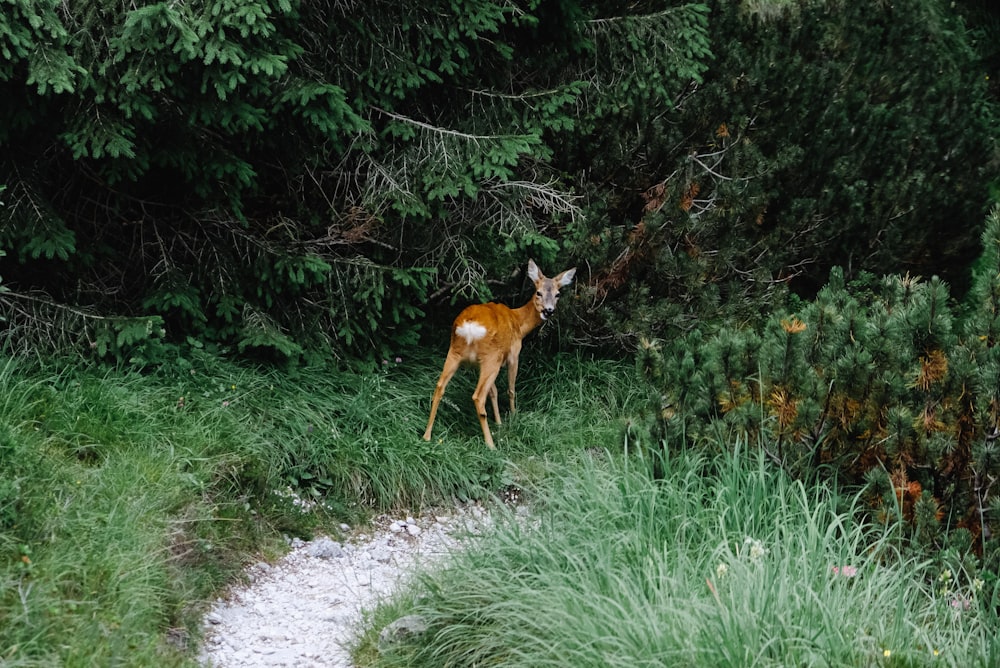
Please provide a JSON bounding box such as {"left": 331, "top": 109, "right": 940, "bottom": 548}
{"left": 306, "top": 538, "right": 345, "bottom": 560}
{"left": 199, "top": 505, "right": 492, "bottom": 667}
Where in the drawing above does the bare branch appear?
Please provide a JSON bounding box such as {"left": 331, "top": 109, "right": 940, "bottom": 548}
{"left": 372, "top": 107, "right": 534, "bottom": 143}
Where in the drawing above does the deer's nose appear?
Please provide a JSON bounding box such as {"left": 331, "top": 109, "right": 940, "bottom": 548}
{"left": 542, "top": 308, "right": 555, "bottom": 319}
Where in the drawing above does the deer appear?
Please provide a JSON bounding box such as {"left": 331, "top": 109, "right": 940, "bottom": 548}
{"left": 423, "top": 259, "right": 577, "bottom": 449}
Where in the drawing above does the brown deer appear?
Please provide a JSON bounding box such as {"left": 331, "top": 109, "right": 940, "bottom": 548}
{"left": 423, "top": 259, "right": 576, "bottom": 449}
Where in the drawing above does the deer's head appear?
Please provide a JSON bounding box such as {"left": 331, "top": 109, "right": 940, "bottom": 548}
{"left": 528, "top": 259, "right": 576, "bottom": 321}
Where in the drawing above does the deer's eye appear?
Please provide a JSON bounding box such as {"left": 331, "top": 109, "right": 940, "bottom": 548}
{"left": 536, "top": 291, "right": 542, "bottom": 297}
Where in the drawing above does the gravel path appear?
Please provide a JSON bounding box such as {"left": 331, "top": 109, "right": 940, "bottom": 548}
{"left": 198, "top": 504, "right": 494, "bottom": 667}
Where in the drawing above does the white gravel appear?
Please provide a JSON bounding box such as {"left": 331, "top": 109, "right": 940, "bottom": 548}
{"left": 198, "top": 504, "right": 494, "bottom": 667}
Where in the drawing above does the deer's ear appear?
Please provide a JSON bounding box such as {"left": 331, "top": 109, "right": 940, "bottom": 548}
{"left": 556, "top": 267, "right": 576, "bottom": 287}
{"left": 527, "top": 259, "right": 541, "bottom": 281}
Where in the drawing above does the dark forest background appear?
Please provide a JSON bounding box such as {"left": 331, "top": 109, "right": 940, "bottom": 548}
{"left": 2, "top": 0, "right": 997, "bottom": 364}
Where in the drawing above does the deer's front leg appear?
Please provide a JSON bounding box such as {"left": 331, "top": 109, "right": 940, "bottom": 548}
{"left": 473, "top": 360, "right": 502, "bottom": 449}
{"left": 507, "top": 345, "right": 521, "bottom": 414}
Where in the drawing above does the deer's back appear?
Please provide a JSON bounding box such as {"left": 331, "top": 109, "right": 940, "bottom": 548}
{"left": 450, "top": 302, "right": 519, "bottom": 362}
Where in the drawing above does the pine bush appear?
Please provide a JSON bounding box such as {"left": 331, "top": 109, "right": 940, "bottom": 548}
{"left": 640, "top": 208, "right": 1000, "bottom": 571}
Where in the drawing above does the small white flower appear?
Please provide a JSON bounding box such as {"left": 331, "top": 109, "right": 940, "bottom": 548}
{"left": 743, "top": 537, "right": 768, "bottom": 562}
{"left": 716, "top": 563, "right": 729, "bottom": 579}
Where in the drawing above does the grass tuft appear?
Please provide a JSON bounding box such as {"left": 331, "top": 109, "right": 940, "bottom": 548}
{"left": 358, "top": 444, "right": 1000, "bottom": 668}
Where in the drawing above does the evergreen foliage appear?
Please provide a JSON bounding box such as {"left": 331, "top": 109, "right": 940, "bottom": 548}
{"left": 639, "top": 207, "right": 1000, "bottom": 569}
{"left": 0, "top": 0, "right": 613, "bottom": 360}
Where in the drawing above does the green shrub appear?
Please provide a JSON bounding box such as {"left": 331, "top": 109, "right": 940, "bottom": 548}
{"left": 639, "top": 208, "right": 1000, "bottom": 571}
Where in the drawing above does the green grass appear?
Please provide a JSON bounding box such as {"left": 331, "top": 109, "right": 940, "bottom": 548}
{"left": 5, "top": 347, "right": 997, "bottom": 667}
{"left": 357, "top": 445, "right": 1000, "bottom": 668}
{"left": 0, "top": 348, "right": 644, "bottom": 665}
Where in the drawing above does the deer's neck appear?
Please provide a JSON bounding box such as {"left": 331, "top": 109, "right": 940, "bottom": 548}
{"left": 514, "top": 300, "right": 544, "bottom": 338}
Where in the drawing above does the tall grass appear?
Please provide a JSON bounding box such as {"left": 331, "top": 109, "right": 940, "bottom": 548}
{"left": 359, "top": 445, "right": 1000, "bottom": 667}
{"left": 1, "top": 365, "right": 206, "bottom": 665}
{"left": 0, "top": 349, "right": 643, "bottom": 665}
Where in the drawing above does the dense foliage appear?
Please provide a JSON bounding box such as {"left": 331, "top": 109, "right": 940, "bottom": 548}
{"left": 569, "top": 0, "right": 997, "bottom": 347}
{"left": 1, "top": 0, "right": 996, "bottom": 361}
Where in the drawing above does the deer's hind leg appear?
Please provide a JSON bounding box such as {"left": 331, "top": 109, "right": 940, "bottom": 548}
{"left": 488, "top": 383, "right": 502, "bottom": 425}
{"left": 423, "top": 351, "right": 462, "bottom": 441}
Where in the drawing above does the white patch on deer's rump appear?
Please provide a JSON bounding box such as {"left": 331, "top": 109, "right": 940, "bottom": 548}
{"left": 456, "top": 320, "right": 487, "bottom": 345}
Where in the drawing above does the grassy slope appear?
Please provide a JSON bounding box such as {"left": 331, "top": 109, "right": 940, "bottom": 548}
{"left": 3, "top": 348, "right": 998, "bottom": 667}
{"left": 0, "top": 350, "right": 644, "bottom": 665}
